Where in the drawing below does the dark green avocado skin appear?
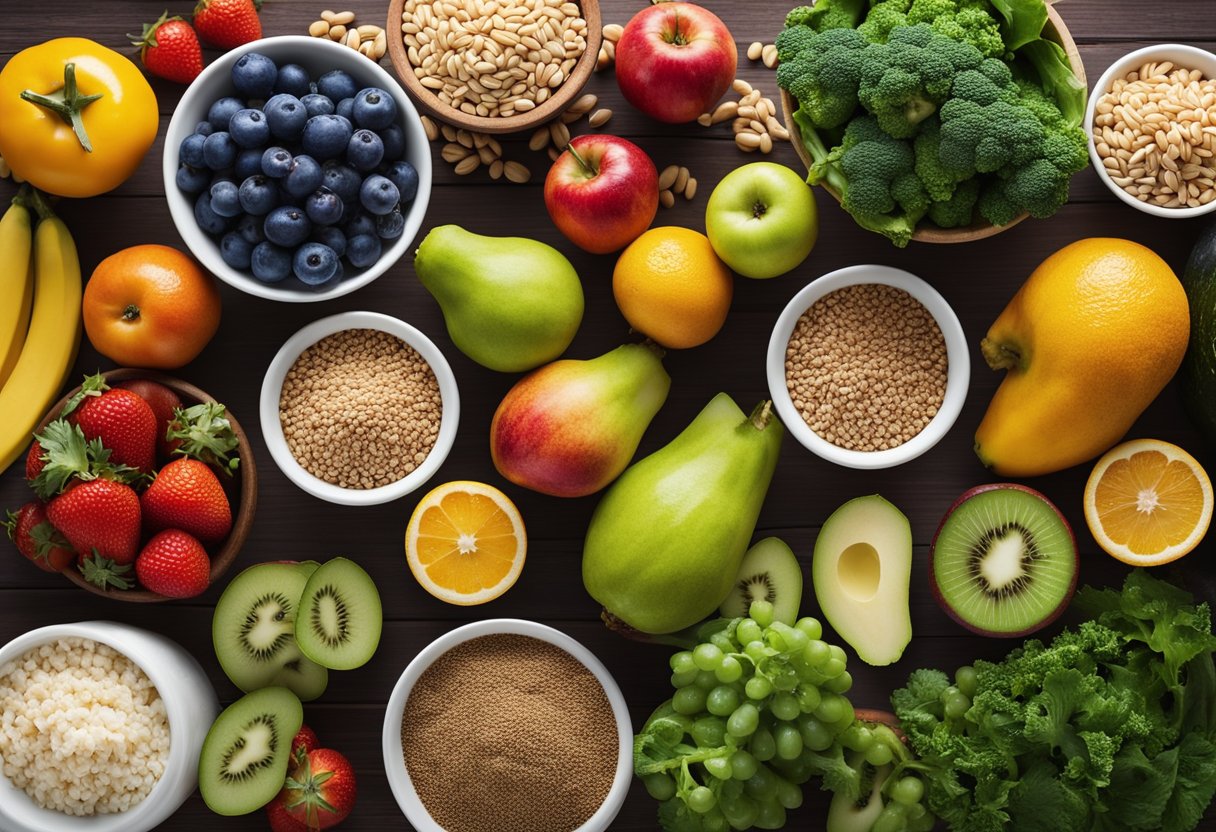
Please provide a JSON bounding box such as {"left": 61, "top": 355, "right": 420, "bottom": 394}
{"left": 1182, "top": 220, "right": 1216, "bottom": 446}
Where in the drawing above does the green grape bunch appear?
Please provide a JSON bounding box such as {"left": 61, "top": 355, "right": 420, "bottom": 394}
{"left": 633, "top": 601, "right": 934, "bottom": 832}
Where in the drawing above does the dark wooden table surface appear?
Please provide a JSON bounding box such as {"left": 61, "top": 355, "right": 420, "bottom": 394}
{"left": 2, "top": 1, "right": 1215, "bottom": 829}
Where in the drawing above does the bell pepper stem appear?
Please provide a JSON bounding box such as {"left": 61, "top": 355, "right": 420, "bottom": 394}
{"left": 20, "top": 63, "right": 103, "bottom": 153}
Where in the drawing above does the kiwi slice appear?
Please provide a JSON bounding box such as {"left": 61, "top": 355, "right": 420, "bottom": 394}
{"left": 930, "top": 483, "right": 1078, "bottom": 637}
{"left": 199, "top": 686, "right": 303, "bottom": 816}
{"left": 719, "top": 537, "right": 804, "bottom": 625}
{"left": 295, "top": 557, "right": 383, "bottom": 670}
{"left": 212, "top": 562, "right": 329, "bottom": 701}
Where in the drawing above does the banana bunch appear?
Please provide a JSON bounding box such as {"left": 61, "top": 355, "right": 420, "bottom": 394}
{"left": 0, "top": 188, "right": 82, "bottom": 473}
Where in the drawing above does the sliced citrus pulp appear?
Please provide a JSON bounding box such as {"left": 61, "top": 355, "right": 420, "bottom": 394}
{"left": 1083, "top": 438, "right": 1213, "bottom": 566}
{"left": 405, "top": 480, "right": 526, "bottom": 605}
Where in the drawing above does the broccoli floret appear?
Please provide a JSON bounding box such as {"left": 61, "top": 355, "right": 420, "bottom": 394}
{"left": 777, "top": 27, "right": 869, "bottom": 129}
{"left": 856, "top": 3, "right": 910, "bottom": 43}
{"left": 784, "top": 5, "right": 815, "bottom": 27}
{"left": 907, "top": 0, "right": 1006, "bottom": 57}
{"left": 913, "top": 117, "right": 966, "bottom": 202}
{"left": 784, "top": 0, "right": 868, "bottom": 32}
{"left": 938, "top": 93, "right": 1046, "bottom": 174}
{"left": 927, "top": 176, "right": 980, "bottom": 227}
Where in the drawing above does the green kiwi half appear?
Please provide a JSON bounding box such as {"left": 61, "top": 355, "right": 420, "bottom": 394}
{"left": 295, "top": 557, "right": 383, "bottom": 670}
{"left": 719, "top": 537, "right": 804, "bottom": 625}
{"left": 199, "top": 686, "right": 303, "bottom": 816}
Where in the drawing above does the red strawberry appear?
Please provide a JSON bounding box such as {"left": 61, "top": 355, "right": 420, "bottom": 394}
{"left": 134, "top": 529, "right": 211, "bottom": 598}
{"left": 132, "top": 13, "right": 204, "bottom": 85}
{"left": 67, "top": 375, "right": 158, "bottom": 474}
{"left": 193, "top": 0, "right": 261, "bottom": 50}
{"left": 25, "top": 440, "right": 45, "bottom": 482}
{"left": 115, "top": 380, "right": 183, "bottom": 460}
{"left": 273, "top": 748, "right": 357, "bottom": 830}
{"left": 267, "top": 800, "right": 310, "bottom": 832}
{"left": 47, "top": 479, "right": 142, "bottom": 565}
{"left": 141, "top": 458, "right": 232, "bottom": 544}
{"left": 292, "top": 725, "right": 320, "bottom": 761}
{"left": 5, "top": 503, "right": 75, "bottom": 573}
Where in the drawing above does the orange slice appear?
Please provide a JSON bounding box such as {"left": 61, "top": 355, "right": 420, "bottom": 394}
{"left": 1083, "top": 439, "right": 1213, "bottom": 566}
{"left": 405, "top": 481, "right": 526, "bottom": 605}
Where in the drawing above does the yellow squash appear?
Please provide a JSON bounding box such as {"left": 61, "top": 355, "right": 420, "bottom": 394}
{"left": 0, "top": 196, "right": 34, "bottom": 388}
{"left": 975, "top": 238, "right": 1190, "bottom": 477}
{"left": 0, "top": 38, "right": 158, "bottom": 198}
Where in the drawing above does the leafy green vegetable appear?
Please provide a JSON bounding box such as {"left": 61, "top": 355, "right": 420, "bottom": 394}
{"left": 892, "top": 570, "right": 1216, "bottom": 832}
{"left": 987, "top": 0, "right": 1047, "bottom": 51}
{"left": 1018, "top": 38, "right": 1087, "bottom": 127}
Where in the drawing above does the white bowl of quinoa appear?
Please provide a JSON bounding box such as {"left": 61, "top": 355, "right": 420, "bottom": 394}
{"left": 766, "top": 265, "right": 970, "bottom": 469}
{"left": 381, "top": 619, "right": 633, "bottom": 832}
{"left": 0, "top": 622, "right": 219, "bottom": 832}
{"left": 259, "top": 310, "right": 460, "bottom": 505}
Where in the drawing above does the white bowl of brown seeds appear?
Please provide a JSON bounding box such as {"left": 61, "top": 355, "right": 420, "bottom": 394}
{"left": 766, "top": 265, "right": 970, "bottom": 470}
{"left": 259, "top": 310, "right": 459, "bottom": 505}
{"left": 381, "top": 618, "right": 633, "bottom": 832}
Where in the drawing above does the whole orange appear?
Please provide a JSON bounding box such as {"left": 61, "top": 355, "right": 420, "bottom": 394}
{"left": 83, "top": 245, "right": 221, "bottom": 369}
{"left": 612, "top": 226, "right": 733, "bottom": 349}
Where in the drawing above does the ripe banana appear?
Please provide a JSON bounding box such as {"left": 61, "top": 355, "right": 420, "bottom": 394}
{"left": 0, "top": 197, "right": 34, "bottom": 389}
{"left": 0, "top": 200, "right": 82, "bottom": 474}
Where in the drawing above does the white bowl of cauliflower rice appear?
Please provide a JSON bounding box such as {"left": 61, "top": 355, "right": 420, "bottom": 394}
{"left": 0, "top": 622, "right": 219, "bottom": 832}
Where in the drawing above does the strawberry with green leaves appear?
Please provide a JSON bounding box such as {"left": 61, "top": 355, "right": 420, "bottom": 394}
{"left": 194, "top": 0, "right": 262, "bottom": 50}
{"left": 5, "top": 503, "right": 74, "bottom": 573}
{"left": 132, "top": 12, "right": 205, "bottom": 85}
{"left": 63, "top": 374, "right": 159, "bottom": 475}
{"left": 141, "top": 458, "right": 233, "bottom": 544}
{"left": 115, "top": 379, "right": 183, "bottom": 459}
{"left": 269, "top": 748, "right": 357, "bottom": 831}
{"left": 165, "top": 402, "right": 241, "bottom": 472}
{"left": 135, "top": 529, "right": 211, "bottom": 598}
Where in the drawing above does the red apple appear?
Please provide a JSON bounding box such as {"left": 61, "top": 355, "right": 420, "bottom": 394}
{"left": 615, "top": 2, "right": 737, "bottom": 124}
{"left": 544, "top": 134, "right": 659, "bottom": 254}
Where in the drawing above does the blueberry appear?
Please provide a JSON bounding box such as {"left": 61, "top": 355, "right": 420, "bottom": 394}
{"left": 237, "top": 213, "right": 267, "bottom": 245}
{"left": 251, "top": 242, "right": 292, "bottom": 283}
{"left": 229, "top": 108, "right": 270, "bottom": 148}
{"left": 376, "top": 207, "right": 406, "bottom": 240}
{"left": 194, "top": 120, "right": 216, "bottom": 137}
{"left": 384, "top": 161, "right": 419, "bottom": 204}
{"left": 235, "top": 148, "right": 264, "bottom": 180}
{"left": 261, "top": 146, "right": 293, "bottom": 179}
{"left": 352, "top": 88, "right": 398, "bottom": 131}
{"left": 293, "top": 242, "right": 340, "bottom": 285}
{"left": 209, "top": 180, "right": 243, "bottom": 217}
{"left": 193, "top": 192, "right": 231, "bottom": 235}
{"left": 220, "top": 232, "right": 254, "bottom": 270}
{"left": 283, "top": 154, "right": 323, "bottom": 198}
{"left": 317, "top": 70, "right": 358, "bottom": 102}
{"left": 343, "top": 209, "right": 376, "bottom": 238}
{"left": 202, "top": 131, "right": 238, "bottom": 170}
{"left": 263, "top": 94, "right": 307, "bottom": 141}
{"left": 176, "top": 164, "right": 211, "bottom": 194}
{"left": 305, "top": 187, "right": 343, "bottom": 225}
{"left": 300, "top": 93, "right": 335, "bottom": 118}
{"left": 346, "top": 129, "right": 384, "bottom": 172}
{"left": 264, "top": 206, "right": 312, "bottom": 247}
{"left": 321, "top": 161, "right": 362, "bottom": 202}
{"left": 179, "top": 133, "right": 207, "bottom": 167}
{"left": 239, "top": 175, "right": 279, "bottom": 215}
{"left": 335, "top": 97, "right": 355, "bottom": 120}
{"left": 346, "top": 233, "right": 382, "bottom": 269}
{"left": 232, "top": 53, "right": 278, "bottom": 99}
{"left": 301, "top": 115, "right": 353, "bottom": 161}
{"left": 379, "top": 125, "right": 406, "bottom": 162}
{"left": 273, "top": 63, "right": 311, "bottom": 98}
{"left": 311, "top": 225, "right": 347, "bottom": 258}
{"left": 359, "top": 175, "right": 399, "bottom": 215}
{"left": 207, "top": 97, "right": 243, "bottom": 131}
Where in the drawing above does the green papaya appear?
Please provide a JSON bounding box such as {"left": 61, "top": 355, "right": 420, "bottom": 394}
{"left": 1182, "top": 220, "right": 1216, "bottom": 444}
{"left": 582, "top": 392, "right": 784, "bottom": 635}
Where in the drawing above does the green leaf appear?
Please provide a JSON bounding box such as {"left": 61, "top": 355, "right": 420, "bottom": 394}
{"left": 987, "top": 0, "right": 1048, "bottom": 51}
{"left": 59, "top": 372, "right": 109, "bottom": 419}
{"left": 1017, "top": 38, "right": 1087, "bottom": 127}
{"left": 1162, "top": 732, "right": 1216, "bottom": 832}
{"left": 167, "top": 402, "right": 241, "bottom": 473}
{"left": 79, "top": 552, "right": 132, "bottom": 591}
{"left": 1005, "top": 760, "right": 1089, "bottom": 832}
{"left": 30, "top": 420, "right": 93, "bottom": 499}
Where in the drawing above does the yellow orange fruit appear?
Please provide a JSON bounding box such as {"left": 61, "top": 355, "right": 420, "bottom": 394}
{"left": 612, "top": 226, "right": 733, "bottom": 349}
{"left": 1083, "top": 439, "right": 1213, "bottom": 566}
{"left": 405, "top": 481, "right": 527, "bottom": 605}
{"left": 975, "top": 238, "right": 1189, "bottom": 476}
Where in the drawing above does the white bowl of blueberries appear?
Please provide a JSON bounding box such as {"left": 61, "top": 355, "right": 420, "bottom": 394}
{"left": 163, "top": 36, "right": 432, "bottom": 301}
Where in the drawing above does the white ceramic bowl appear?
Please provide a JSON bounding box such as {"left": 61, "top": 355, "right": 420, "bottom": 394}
{"left": 163, "top": 36, "right": 433, "bottom": 301}
{"left": 0, "top": 622, "right": 219, "bottom": 832}
{"left": 381, "top": 619, "right": 633, "bottom": 832}
{"left": 766, "top": 265, "right": 970, "bottom": 469}
{"left": 1085, "top": 43, "right": 1216, "bottom": 218}
{"left": 260, "top": 311, "right": 459, "bottom": 505}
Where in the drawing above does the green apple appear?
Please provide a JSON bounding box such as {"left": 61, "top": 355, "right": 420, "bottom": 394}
{"left": 705, "top": 162, "right": 818, "bottom": 279}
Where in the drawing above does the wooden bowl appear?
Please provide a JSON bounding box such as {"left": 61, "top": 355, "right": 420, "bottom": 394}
{"left": 780, "top": 4, "right": 1085, "bottom": 244}
{"left": 35, "top": 369, "right": 257, "bottom": 603}
{"left": 386, "top": 0, "right": 602, "bottom": 135}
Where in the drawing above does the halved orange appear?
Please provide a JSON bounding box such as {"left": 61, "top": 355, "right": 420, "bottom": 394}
{"left": 1083, "top": 439, "right": 1213, "bottom": 566}
{"left": 405, "top": 481, "right": 527, "bottom": 605}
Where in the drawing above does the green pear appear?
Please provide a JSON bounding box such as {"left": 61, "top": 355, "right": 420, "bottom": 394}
{"left": 582, "top": 393, "right": 784, "bottom": 635}
{"left": 414, "top": 225, "right": 585, "bottom": 372}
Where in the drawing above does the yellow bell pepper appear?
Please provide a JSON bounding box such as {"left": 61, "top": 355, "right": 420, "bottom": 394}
{"left": 0, "top": 38, "right": 158, "bottom": 198}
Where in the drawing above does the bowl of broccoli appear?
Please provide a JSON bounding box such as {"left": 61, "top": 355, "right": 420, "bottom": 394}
{"left": 775, "top": 0, "right": 1088, "bottom": 247}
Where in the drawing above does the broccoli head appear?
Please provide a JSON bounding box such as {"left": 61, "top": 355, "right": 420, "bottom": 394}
{"left": 938, "top": 80, "right": 1047, "bottom": 175}
{"left": 776, "top": 27, "right": 869, "bottom": 129}
{"left": 913, "top": 116, "right": 967, "bottom": 202}
{"left": 859, "top": 0, "right": 1006, "bottom": 57}
{"left": 784, "top": 0, "right": 868, "bottom": 32}
{"left": 927, "top": 176, "right": 981, "bottom": 227}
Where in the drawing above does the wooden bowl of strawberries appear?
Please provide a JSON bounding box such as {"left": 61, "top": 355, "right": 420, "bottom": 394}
{"left": 15, "top": 368, "right": 257, "bottom": 602}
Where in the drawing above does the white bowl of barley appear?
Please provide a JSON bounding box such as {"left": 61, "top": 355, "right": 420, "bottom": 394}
{"left": 1087, "top": 43, "right": 1216, "bottom": 217}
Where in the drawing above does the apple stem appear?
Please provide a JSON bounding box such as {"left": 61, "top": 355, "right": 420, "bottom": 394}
{"left": 667, "top": 7, "right": 689, "bottom": 46}
{"left": 749, "top": 400, "right": 774, "bottom": 431}
{"left": 565, "top": 142, "right": 597, "bottom": 177}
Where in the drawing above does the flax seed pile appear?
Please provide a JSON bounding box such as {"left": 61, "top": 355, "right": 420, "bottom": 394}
{"left": 785, "top": 283, "right": 947, "bottom": 451}
{"left": 401, "top": 633, "right": 617, "bottom": 832}
{"left": 279, "top": 329, "right": 442, "bottom": 488}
